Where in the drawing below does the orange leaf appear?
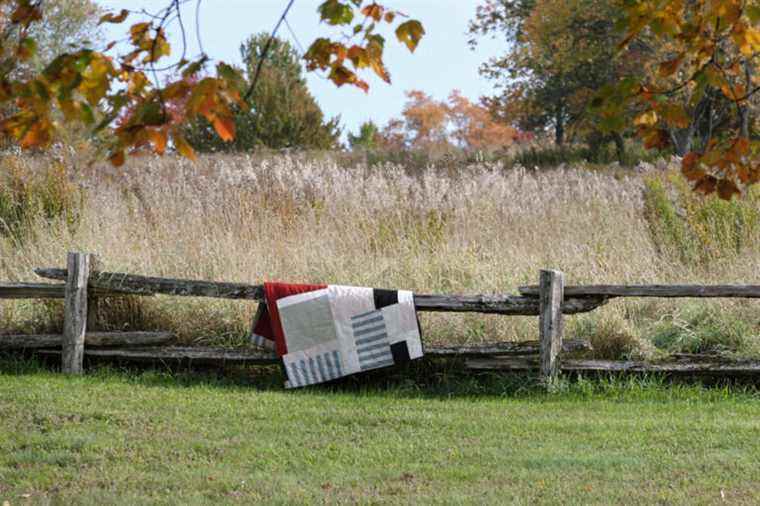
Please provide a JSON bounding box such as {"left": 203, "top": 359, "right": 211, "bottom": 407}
{"left": 11, "top": 3, "right": 42, "bottom": 26}
{"left": 681, "top": 152, "right": 703, "bottom": 180}
{"left": 99, "top": 9, "right": 129, "bottom": 25}
{"left": 109, "top": 150, "right": 125, "bottom": 167}
{"left": 734, "top": 137, "right": 750, "bottom": 156}
{"left": 361, "top": 4, "right": 384, "bottom": 21}
{"left": 149, "top": 129, "right": 168, "bottom": 154}
{"left": 19, "top": 120, "right": 51, "bottom": 149}
{"left": 212, "top": 115, "right": 235, "bottom": 142}
{"left": 355, "top": 79, "right": 369, "bottom": 93}
{"left": 658, "top": 56, "right": 682, "bottom": 77}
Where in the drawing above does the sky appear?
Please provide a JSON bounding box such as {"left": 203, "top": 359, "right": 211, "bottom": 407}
{"left": 97, "top": 0, "right": 506, "bottom": 137}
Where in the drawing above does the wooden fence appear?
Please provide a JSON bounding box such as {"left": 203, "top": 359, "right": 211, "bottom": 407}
{"left": 2, "top": 251, "right": 760, "bottom": 387}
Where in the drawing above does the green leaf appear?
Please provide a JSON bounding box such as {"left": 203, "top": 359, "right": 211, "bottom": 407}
{"left": 318, "top": 0, "right": 354, "bottom": 25}
{"left": 217, "top": 62, "right": 245, "bottom": 92}
{"left": 748, "top": 5, "right": 760, "bottom": 24}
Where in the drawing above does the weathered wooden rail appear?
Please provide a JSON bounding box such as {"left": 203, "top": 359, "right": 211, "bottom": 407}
{"left": 34, "top": 267, "right": 607, "bottom": 315}
{"left": 0, "top": 331, "right": 172, "bottom": 349}
{"left": 519, "top": 284, "right": 760, "bottom": 298}
{"left": 3, "top": 251, "right": 760, "bottom": 387}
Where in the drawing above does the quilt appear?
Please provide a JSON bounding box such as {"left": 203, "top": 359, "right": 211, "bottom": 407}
{"left": 251, "top": 282, "right": 423, "bottom": 388}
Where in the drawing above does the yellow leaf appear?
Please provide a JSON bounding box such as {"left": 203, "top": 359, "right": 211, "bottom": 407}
{"left": 634, "top": 110, "right": 658, "bottom": 127}
{"left": 174, "top": 133, "right": 197, "bottom": 161}
{"left": 395, "top": 20, "right": 425, "bottom": 52}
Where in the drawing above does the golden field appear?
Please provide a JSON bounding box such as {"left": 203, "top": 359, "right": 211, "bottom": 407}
{"left": 1, "top": 150, "right": 758, "bottom": 358}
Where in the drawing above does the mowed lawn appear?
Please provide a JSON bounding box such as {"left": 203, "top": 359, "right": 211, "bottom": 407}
{"left": 1, "top": 361, "right": 760, "bottom": 505}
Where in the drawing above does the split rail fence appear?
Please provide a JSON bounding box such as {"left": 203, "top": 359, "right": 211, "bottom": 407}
{"left": 3, "top": 251, "right": 760, "bottom": 385}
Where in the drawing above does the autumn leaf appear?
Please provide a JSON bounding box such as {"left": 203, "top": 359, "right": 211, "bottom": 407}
{"left": 717, "top": 179, "right": 740, "bottom": 200}
{"left": 396, "top": 20, "right": 425, "bottom": 52}
{"left": 173, "top": 133, "right": 197, "bottom": 161}
{"left": 634, "top": 110, "right": 658, "bottom": 127}
{"left": 361, "top": 4, "right": 384, "bottom": 22}
{"left": 211, "top": 115, "right": 235, "bottom": 142}
{"left": 148, "top": 129, "right": 168, "bottom": 154}
{"left": 693, "top": 175, "right": 717, "bottom": 194}
{"left": 658, "top": 56, "right": 682, "bottom": 77}
{"left": 318, "top": 0, "right": 354, "bottom": 25}
{"left": 99, "top": 9, "right": 129, "bottom": 25}
{"left": 10, "top": 1, "right": 42, "bottom": 27}
{"left": 0, "top": 0, "right": 423, "bottom": 165}
{"left": 109, "top": 150, "right": 125, "bottom": 166}
{"left": 681, "top": 152, "right": 703, "bottom": 180}
{"left": 19, "top": 118, "right": 52, "bottom": 149}
{"left": 16, "top": 37, "right": 37, "bottom": 60}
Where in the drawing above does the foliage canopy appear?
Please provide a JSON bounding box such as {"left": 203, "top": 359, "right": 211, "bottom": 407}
{"left": 471, "top": 0, "right": 760, "bottom": 197}
{"left": 0, "top": 0, "right": 424, "bottom": 162}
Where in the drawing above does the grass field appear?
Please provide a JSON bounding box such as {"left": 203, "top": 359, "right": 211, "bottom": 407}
{"left": 2, "top": 359, "right": 760, "bottom": 505}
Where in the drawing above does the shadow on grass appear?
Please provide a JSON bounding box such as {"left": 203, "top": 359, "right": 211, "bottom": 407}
{"left": 2, "top": 351, "right": 760, "bottom": 402}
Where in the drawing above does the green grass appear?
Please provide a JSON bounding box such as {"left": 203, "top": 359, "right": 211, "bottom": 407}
{"left": 2, "top": 359, "right": 760, "bottom": 504}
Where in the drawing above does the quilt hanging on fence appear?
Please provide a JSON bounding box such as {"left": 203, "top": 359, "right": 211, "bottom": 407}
{"left": 251, "top": 282, "right": 423, "bottom": 388}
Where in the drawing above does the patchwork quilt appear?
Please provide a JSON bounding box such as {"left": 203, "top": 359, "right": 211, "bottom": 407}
{"left": 251, "top": 282, "right": 423, "bottom": 388}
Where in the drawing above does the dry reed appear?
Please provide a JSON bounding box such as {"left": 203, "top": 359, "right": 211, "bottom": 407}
{"left": 1, "top": 150, "right": 758, "bottom": 355}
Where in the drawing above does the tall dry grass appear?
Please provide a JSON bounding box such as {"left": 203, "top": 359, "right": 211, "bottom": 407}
{"left": 1, "top": 149, "right": 758, "bottom": 356}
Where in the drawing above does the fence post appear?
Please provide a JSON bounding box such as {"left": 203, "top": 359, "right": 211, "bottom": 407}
{"left": 539, "top": 269, "right": 564, "bottom": 387}
{"left": 62, "top": 252, "right": 91, "bottom": 374}
{"left": 86, "top": 254, "right": 101, "bottom": 332}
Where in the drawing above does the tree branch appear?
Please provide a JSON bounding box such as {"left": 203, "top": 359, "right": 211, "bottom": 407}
{"left": 242, "top": 0, "right": 297, "bottom": 103}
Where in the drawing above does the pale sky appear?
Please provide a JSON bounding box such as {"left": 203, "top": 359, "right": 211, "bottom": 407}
{"left": 97, "top": 1, "right": 505, "bottom": 137}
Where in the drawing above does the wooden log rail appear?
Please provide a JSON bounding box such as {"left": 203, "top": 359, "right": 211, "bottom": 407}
{"left": 32, "top": 339, "right": 593, "bottom": 365}
{"left": 0, "top": 282, "right": 125, "bottom": 299}
{"left": 34, "top": 267, "right": 607, "bottom": 316}
{"left": 0, "top": 331, "right": 173, "bottom": 349}
{"left": 519, "top": 284, "right": 760, "bottom": 298}
{"left": 465, "top": 356, "right": 760, "bottom": 375}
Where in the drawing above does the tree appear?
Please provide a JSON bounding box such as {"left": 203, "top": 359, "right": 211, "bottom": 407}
{"left": 0, "top": 0, "right": 102, "bottom": 77}
{"left": 375, "top": 89, "right": 519, "bottom": 152}
{"left": 469, "top": 0, "right": 633, "bottom": 151}
{"left": 0, "top": 0, "right": 424, "bottom": 163}
{"left": 602, "top": 0, "right": 760, "bottom": 197}
{"left": 183, "top": 33, "right": 340, "bottom": 152}
{"left": 348, "top": 120, "right": 381, "bottom": 150}
{"left": 447, "top": 89, "right": 519, "bottom": 151}
{"left": 0, "top": 0, "right": 103, "bottom": 147}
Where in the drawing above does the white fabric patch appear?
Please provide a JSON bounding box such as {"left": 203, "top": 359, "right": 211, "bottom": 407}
{"left": 277, "top": 290, "right": 338, "bottom": 353}
{"left": 328, "top": 285, "right": 374, "bottom": 375}
{"left": 283, "top": 340, "right": 345, "bottom": 388}
{"left": 250, "top": 333, "right": 275, "bottom": 350}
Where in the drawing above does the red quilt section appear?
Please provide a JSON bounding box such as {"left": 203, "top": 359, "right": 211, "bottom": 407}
{"left": 252, "top": 282, "right": 327, "bottom": 356}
